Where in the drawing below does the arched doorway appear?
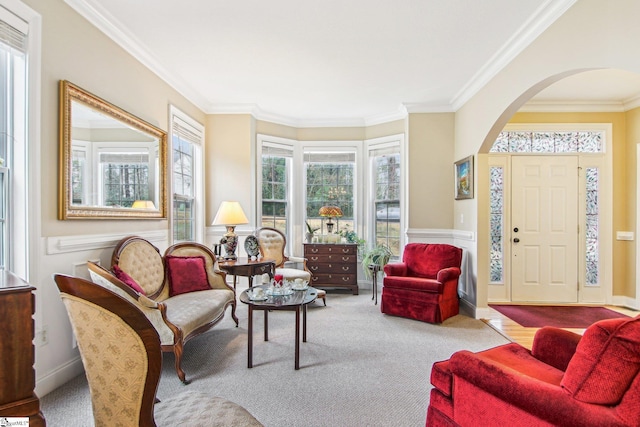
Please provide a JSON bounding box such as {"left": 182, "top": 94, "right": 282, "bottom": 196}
{"left": 477, "top": 69, "right": 640, "bottom": 307}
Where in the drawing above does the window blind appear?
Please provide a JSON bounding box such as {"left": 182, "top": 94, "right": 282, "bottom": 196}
{"left": 100, "top": 152, "right": 149, "bottom": 163}
{"left": 0, "top": 6, "right": 27, "bottom": 52}
{"left": 172, "top": 115, "right": 202, "bottom": 145}
{"left": 262, "top": 142, "right": 293, "bottom": 157}
{"left": 304, "top": 152, "right": 356, "bottom": 163}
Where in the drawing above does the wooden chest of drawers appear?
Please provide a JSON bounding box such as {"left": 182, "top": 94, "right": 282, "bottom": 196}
{"left": 0, "top": 271, "right": 45, "bottom": 425}
{"left": 304, "top": 243, "right": 358, "bottom": 295}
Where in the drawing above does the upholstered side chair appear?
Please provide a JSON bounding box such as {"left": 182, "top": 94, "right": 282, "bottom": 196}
{"left": 254, "top": 227, "right": 326, "bottom": 305}
{"left": 381, "top": 243, "right": 462, "bottom": 323}
{"left": 54, "top": 274, "right": 263, "bottom": 427}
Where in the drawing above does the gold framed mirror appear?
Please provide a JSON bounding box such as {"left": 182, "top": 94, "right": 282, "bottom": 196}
{"left": 58, "top": 80, "right": 167, "bottom": 219}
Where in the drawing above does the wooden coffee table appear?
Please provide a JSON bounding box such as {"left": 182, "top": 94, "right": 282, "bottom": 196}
{"left": 218, "top": 257, "right": 275, "bottom": 289}
{"left": 239, "top": 285, "right": 318, "bottom": 370}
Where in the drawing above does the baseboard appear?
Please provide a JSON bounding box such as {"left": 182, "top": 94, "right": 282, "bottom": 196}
{"left": 612, "top": 295, "right": 640, "bottom": 311}
{"left": 35, "top": 356, "right": 84, "bottom": 398}
{"left": 459, "top": 298, "right": 478, "bottom": 319}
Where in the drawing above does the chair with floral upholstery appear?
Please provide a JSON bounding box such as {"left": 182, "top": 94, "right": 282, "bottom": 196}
{"left": 54, "top": 274, "right": 263, "bottom": 427}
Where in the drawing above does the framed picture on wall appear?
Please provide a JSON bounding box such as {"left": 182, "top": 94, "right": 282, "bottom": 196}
{"left": 454, "top": 155, "right": 474, "bottom": 200}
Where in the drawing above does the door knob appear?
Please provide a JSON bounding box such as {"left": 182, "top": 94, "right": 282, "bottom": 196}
{"left": 513, "top": 238, "right": 520, "bottom": 243}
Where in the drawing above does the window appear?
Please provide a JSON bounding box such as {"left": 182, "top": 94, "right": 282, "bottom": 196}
{"left": 366, "top": 136, "right": 403, "bottom": 259}
{"left": 261, "top": 143, "right": 292, "bottom": 234}
{"left": 372, "top": 150, "right": 400, "bottom": 256}
{"left": 170, "top": 107, "right": 204, "bottom": 243}
{"left": 100, "top": 151, "right": 150, "bottom": 207}
{"left": 489, "top": 166, "right": 504, "bottom": 283}
{"left": 0, "top": 6, "right": 28, "bottom": 274}
{"left": 489, "top": 128, "right": 606, "bottom": 289}
{"left": 305, "top": 151, "right": 355, "bottom": 235}
{"left": 256, "top": 135, "right": 405, "bottom": 258}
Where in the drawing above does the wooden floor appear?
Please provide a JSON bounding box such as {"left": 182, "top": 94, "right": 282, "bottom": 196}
{"left": 481, "top": 305, "right": 638, "bottom": 350}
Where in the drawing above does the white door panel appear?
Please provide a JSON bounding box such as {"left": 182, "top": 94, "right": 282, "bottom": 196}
{"left": 511, "top": 156, "right": 578, "bottom": 302}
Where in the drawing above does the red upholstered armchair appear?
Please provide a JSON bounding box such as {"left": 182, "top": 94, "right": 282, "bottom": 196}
{"left": 381, "top": 243, "right": 462, "bottom": 324}
{"left": 426, "top": 315, "right": 640, "bottom": 427}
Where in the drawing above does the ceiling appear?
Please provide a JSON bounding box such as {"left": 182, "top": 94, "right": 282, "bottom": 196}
{"left": 66, "top": 0, "right": 640, "bottom": 127}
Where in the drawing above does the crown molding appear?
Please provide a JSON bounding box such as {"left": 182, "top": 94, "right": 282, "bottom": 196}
{"left": 364, "top": 105, "right": 408, "bottom": 126}
{"left": 64, "top": 0, "right": 210, "bottom": 111}
{"left": 65, "top": 0, "right": 580, "bottom": 128}
{"left": 520, "top": 94, "right": 640, "bottom": 113}
{"left": 624, "top": 93, "right": 640, "bottom": 111}
{"left": 404, "top": 103, "right": 455, "bottom": 114}
{"left": 450, "top": 0, "right": 577, "bottom": 111}
{"left": 519, "top": 100, "right": 626, "bottom": 113}
{"left": 206, "top": 103, "right": 410, "bottom": 128}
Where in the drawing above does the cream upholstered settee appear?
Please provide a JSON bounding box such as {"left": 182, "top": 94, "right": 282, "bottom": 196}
{"left": 87, "top": 236, "right": 237, "bottom": 384}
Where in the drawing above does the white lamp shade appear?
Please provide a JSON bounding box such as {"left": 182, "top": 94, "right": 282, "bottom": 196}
{"left": 212, "top": 201, "right": 249, "bottom": 226}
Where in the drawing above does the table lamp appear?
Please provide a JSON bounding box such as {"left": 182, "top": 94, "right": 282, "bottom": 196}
{"left": 131, "top": 200, "right": 156, "bottom": 209}
{"left": 319, "top": 205, "right": 343, "bottom": 234}
{"left": 212, "top": 201, "right": 249, "bottom": 260}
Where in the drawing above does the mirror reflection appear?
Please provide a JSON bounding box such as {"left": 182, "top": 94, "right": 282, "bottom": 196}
{"left": 59, "top": 81, "right": 167, "bottom": 219}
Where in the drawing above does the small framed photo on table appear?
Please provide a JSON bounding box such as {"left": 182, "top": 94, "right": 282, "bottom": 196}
{"left": 454, "top": 155, "right": 474, "bottom": 200}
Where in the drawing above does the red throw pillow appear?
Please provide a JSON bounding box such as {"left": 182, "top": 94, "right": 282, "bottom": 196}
{"left": 165, "top": 255, "right": 211, "bottom": 296}
{"left": 561, "top": 316, "right": 640, "bottom": 405}
{"left": 112, "top": 264, "right": 145, "bottom": 294}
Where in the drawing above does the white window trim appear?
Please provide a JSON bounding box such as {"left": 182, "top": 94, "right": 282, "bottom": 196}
{"left": 0, "top": 0, "right": 41, "bottom": 283}
{"left": 169, "top": 105, "right": 204, "bottom": 243}
{"left": 255, "top": 134, "right": 296, "bottom": 239}
{"left": 300, "top": 140, "right": 362, "bottom": 250}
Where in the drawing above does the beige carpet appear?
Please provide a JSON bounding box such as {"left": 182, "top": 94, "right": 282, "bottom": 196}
{"left": 41, "top": 289, "right": 509, "bottom": 426}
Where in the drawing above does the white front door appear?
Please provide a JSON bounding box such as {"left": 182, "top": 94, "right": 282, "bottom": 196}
{"left": 511, "top": 156, "right": 578, "bottom": 302}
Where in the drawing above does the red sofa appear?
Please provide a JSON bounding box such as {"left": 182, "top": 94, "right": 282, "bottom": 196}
{"left": 381, "top": 243, "right": 462, "bottom": 323}
{"left": 426, "top": 315, "right": 640, "bottom": 427}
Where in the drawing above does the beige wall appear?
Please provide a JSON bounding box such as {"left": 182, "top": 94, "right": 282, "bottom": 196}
{"left": 625, "top": 106, "right": 640, "bottom": 298}
{"left": 407, "top": 113, "right": 455, "bottom": 229}
{"left": 206, "top": 114, "right": 255, "bottom": 226}
{"left": 31, "top": 0, "right": 205, "bottom": 238}
{"left": 26, "top": 0, "right": 206, "bottom": 395}
{"left": 456, "top": 0, "right": 640, "bottom": 311}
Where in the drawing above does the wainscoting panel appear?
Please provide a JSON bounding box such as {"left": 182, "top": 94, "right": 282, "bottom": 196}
{"left": 46, "top": 230, "right": 168, "bottom": 255}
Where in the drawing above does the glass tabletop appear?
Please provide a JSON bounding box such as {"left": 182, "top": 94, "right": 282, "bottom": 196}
{"left": 239, "top": 285, "right": 318, "bottom": 307}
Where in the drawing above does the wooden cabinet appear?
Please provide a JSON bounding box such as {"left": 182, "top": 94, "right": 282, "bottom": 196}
{"left": 0, "top": 271, "right": 45, "bottom": 426}
{"left": 304, "top": 243, "right": 358, "bottom": 295}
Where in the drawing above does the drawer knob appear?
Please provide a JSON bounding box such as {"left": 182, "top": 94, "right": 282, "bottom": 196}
{"left": 342, "top": 277, "right": 350, "bottom": 282}
{"left": 311, "top": 248, "right": 318, "bottom": 253}
{"left": 342, "top": 256, "right": 349, "bottom": 261}
{"left": 342, "top": 266, "right": 350, "bottom": 271}
{"left": 311, "top": 266, "right": 318, "bottom": 271}
{"left": 328, "top": 264, "right": 332, "bottom": 268}
{"left": 311, "top": 256, "right": 318, "bottom": 261}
